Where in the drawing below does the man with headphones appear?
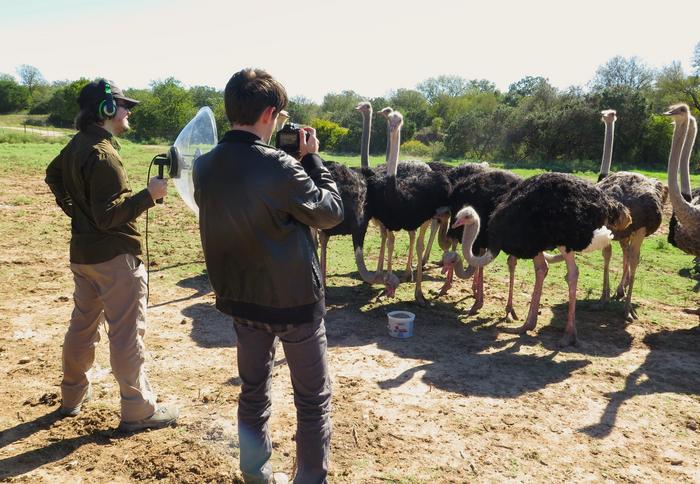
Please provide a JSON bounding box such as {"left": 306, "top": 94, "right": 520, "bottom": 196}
{"left": 45, "top": 79, "right": 179, "bottom": 432}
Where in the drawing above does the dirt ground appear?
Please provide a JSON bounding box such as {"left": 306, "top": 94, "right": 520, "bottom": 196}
{"left": 2, "top": 175, "right": 700, "bottom": 483}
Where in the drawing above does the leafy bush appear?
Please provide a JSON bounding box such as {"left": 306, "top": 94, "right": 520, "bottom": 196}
{"left": 311, "top": 118, "right": 349, "bottom": 152}
{"left": 401, "top": 139, "right": 431, "bottom": 158}
{"left": 0, "top": 77, "right": 29, "bottom": 114}
{"left": 45, "top": 79, "right": 90, "bottom": 127}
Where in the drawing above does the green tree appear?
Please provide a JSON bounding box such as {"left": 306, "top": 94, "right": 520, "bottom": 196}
{"left": 591, "top": 56, "right": 654, "bottom": 91}
{"left": 189, "top": 85, "right": 222, "bottom": 108}
{"left": 16, "top": 64, "right": 45, "bottom": 101}
{"left": 654, "top": 61, "right": 700, "bottom": 113}
{"left": 127, "top": 78, "right": 197, "bottom": 142}
{"left": 416, "top": 75, "right": 471, "bottom": 102}
{"left": 45, "top": 78, "right": 90, "bottom": 127}
{"left": 287, "top": 96, "right": 320, "bottom": 125}
{"left": 0, "top": 74, "right": 29, "bottom": 113}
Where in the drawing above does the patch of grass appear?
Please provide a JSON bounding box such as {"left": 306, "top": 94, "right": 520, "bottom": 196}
{"left": 9, "top": 195, "right": 33, "bottom": 206}
{"left": 0, "top": 130, "right": 68, "bottom": 144}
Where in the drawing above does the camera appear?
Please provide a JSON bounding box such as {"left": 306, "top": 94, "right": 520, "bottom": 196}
{"left": 276, "top": 122, "right": 310, "bottom": 156}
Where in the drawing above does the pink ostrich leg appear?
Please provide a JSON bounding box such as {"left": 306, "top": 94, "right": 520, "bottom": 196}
{"left": 468, "top": 266, "right": 484, "bottom": 315}
{"left": 506, "top": 252, "right": 548, "bottom": 334}
{"left": 559, "top": 248, "right": 579, "bottom": 347}
{"left": 505, "top": 255, "right": 519, "bottom": 321}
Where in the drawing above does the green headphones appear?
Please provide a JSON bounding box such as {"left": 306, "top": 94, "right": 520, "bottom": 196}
{"left": 97, "top": 79, "right": 117, "bottom": 120}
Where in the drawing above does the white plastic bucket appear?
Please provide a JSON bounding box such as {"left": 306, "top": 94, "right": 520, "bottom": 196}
{"left": 387, "top": 311, "right": 415, "bottom": 338}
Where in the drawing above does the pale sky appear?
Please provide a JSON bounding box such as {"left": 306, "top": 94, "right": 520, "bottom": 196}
{"left": 1, "top": 0, "right": 699, "bottom": 103}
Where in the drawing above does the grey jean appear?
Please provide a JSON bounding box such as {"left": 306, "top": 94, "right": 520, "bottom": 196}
{"left": 233, "top": 317, "right": 332, "bottom": 484}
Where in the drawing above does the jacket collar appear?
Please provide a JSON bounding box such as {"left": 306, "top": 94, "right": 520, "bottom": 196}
{"left": 220, "top": 129, "right": 272, "bottom": 148}
{"left": 82, "top": 124, "right": 120, "bottom": 150}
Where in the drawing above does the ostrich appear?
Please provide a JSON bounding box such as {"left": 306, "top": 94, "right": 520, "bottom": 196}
{"left": 319, "top": 102, "right": 399, "bottom": 296}
{"left": 594, "top": 109, "right": 668, "bottom": 322}
{"left": 668, "top": 112, "right": 698, "bottom": 249}
{"left": 438, "top": 168, "right": 523, "bottom": 318}
{"left": 448, "top": 172, "right": 631, "bottom": 346}
{"left": 366, "top": 110, "right": 451, "bottom": 305}
{"left": 372, "top": 110, "right": 435, "bottom": 282}
{"left": 663, "top": 104, "right": 700, "bottom": 317}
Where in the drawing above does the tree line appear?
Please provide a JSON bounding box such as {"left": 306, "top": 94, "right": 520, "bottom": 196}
{"left": 2, "top": 46, "right": 699, "bottom": 167}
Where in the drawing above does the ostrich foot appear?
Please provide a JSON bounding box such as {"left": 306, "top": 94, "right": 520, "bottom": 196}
{"left": 599, "top": 289, "right": 610, "bottom": 304}
{"left": 415, "top": 290, "right": 427, "bottom": 307}
{"left": 683, "top": 307, "right": 700, "bottom": 318}
{"left": 503, "top": 316, "right": 536, "bottom": 334}
{"left": 402, "top": 271, "right": 414, "bottom": 283}
{"left": 467, "top": 300, "right": 483, "bottom": 316}
{"left": 558, "top": 331, "right": 578, "bottom": 348}
{"left": 435, "top": 282, "right": 451, "bottom": 298}
{"left": 504, "top": 306, "right": 519, "bottom": 322}
{"left": 613, "top": 286, "right": 626, "bottom": 300}
{"left": 624, "top": 305, "right": 638, "bottom": 322}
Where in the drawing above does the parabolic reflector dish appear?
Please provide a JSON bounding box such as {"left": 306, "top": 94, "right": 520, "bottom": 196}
{"left": 171, "top": 106, "right": 218, "bottom": 215}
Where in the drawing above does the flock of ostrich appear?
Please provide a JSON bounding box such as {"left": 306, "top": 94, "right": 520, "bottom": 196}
{"left": 315, "top": 101, "right": 699, "bottom": 347}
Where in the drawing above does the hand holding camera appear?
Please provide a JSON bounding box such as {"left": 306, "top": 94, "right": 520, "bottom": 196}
{"left": 298, "top": 127, "right": 319, "bottom": 159}
{"left": 276, "top": 122, "right": 318, "bottom": 159}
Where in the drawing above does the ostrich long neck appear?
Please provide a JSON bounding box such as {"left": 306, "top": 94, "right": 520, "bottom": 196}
{"left": 680, "top": 116, "right": 697, "bottom": 197}
{"left": 450, "top": 255, "right": 477, "bottom": 279}
{"left": 354, "top": 247, "right": 380, "bottom": 284}
{"left": 459, "top": 213, "right": 495, "bottom": 267}
{"left": 667, "top": 117, "right": 699, "bottom": 224}
{"left": 599, "top": 120, "right": 615, "bottom": 178}
{"left": 360, "top": 109, "right": 372, "bottom": 168}
{"left": 437, "top": 218, "right": 451, "bottom": 251}
{"left": 387, "top": 125, "right": 401, "bottom": 177}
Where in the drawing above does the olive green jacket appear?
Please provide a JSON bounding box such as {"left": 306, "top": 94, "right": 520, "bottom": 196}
{"left": 45, "top": 125, "right": 154, "bottom": 264}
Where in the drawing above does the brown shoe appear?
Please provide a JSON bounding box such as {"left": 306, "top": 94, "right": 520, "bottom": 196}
{"left": 117, "top": 404, "right": 179, "bottom": 432}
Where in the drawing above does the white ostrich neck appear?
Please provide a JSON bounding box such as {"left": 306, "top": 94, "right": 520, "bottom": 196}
{"left": 360, "top": 110, "right": 372, "bottom": 168}
{"left": 599, "top": 121, "right": 615, "bottom": 176}
{"left": 452, "top": 256, "right": 476, "bottom": 279}
{"left": 354, "top": 247, "right": 379, "bottom": 284}
{"left": 680, "top": 117, "right": 697, "bottom": 196}
{"left": 437, "top": 218, "right": 451, "bottom": 251}
{"left": 458, "top": 215, "right": 494, "bottom": 267}
{"left": 667, "top": 118, "right": 699, "bottom": 223}
{"left": 387, "top": 127, "right": 401, "bottom": 176}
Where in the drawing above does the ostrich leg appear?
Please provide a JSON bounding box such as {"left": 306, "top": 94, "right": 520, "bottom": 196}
{"left": 559, "top": 248, "right": 579, "bottom": 347}
{"left": 375, "top": 221, "right": 387, "bottom": 274}
{"left": 614, "top": 238, "right": 631, "bottom": 299}
{"left": 403, "top": 231, "right": 417, "bottom": 282}
{"left": 386, "top": 230, "right": 396, "bottom": 280}
{"left": 421, "top": 217, "right": 440, "bottom": 267}
{"left": 505, "top": 255, "right": 519, "bottom": 321}
{"left": 623, "top": 229, "right": 645, "bottom": 322}
{"left": 506, "top": 253, "right": 548, "bottom": 334}
{"left": 319, "top": 231, "right": 330, "bottom": 288}
{"left": 468, "top": 266, "right": 484, "bottom": 315}
{"left": 600, "top": 244, "right": 612, "bottom": 302}
{"left": 414, "top": 220, "right": 432, "bottom": 306}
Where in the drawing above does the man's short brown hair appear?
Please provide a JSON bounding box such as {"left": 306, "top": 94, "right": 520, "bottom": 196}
{"left": 224, "top": 68, "right": 288, "bottom": 126}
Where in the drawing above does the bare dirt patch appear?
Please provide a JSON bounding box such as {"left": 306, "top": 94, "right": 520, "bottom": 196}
{"left": 1, "top": 175, "right": 700, "bottom": 482}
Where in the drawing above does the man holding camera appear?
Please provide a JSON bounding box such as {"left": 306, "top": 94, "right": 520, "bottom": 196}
{"left": 194, "top": 68, "right": 343, "bottom": 483}
{"left": 45, "top": 79, "right": 179, "bottom": 432}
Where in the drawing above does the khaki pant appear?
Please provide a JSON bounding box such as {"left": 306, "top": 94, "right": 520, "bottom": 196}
{"left": 61, "top": 253, "right": 157, "bottom": 421}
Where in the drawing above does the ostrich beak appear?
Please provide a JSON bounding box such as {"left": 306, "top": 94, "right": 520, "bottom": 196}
{"left": 451, "top": 219, "right": 466, "bottom": 229}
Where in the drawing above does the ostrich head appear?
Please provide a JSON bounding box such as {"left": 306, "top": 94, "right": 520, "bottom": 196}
{"left": 441, "top": 250, "right": 460, "bottom": 272}
{"left": 378, "top": 106, "right": 393, "bottom": 119}
{"left": 434, "top": 206, "right": 451, "bottom": 224}
{"left": 355, "top": 101, "right": 372, "bottom": 114}
{"left": 382, "top": 272, "right": 400, "bottom": 298}
{"left": 607, "top": 201, "right": 632, "bottom": 232}
{"left": 664, "top": 103, "right": 691, "bottom": 121}
{"left": 388, "top": 111, "right": 403, "bottom": 133}
{"left": 450, "top": 206, "right": 479, "bottom": 229}
{"left": 275, "top": 110, "right": 290, "bottom": 132}
{"left": 600, "top": 109, "right": 617, "bottom": 124}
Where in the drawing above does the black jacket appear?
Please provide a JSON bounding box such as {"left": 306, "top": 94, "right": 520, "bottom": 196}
{"left": 193, "top": 130, "right": 343, "bottom": 325}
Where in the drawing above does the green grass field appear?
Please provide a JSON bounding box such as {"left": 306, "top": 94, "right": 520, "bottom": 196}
{"left": 2, "top": 139, "right": 699, "bottom": 328}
